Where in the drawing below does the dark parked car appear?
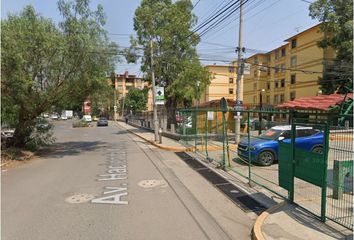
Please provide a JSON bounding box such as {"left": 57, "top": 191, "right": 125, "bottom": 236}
{"left": 97, "top": 117, "right": 108, "bottom": 127}
{"left": 241, "top": 118, "right": 269, "bottom": 130}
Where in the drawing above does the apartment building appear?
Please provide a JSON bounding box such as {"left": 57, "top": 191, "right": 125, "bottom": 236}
{"left": 109, "top": 71, "right": 152, "bottom": 117}
{"left": 202, "top": 24, "right": 334, "bottom": 109}
{"left": 200, "top": 64, "right": 238, "bottom": 105}
{"left": 243, "top": 23, "right": 335, "bottom": 107}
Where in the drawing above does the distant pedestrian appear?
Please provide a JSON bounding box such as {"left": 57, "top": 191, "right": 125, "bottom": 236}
{"left": 125, "top": 115, "right": 129, "bottom": 125}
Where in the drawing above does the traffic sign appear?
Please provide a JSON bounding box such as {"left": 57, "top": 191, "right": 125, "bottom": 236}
{"left": 220, "top": 97, "right": 228, "bottom": 113}
{"left": 155, "top": 87, "right": 164, "bottom": 105}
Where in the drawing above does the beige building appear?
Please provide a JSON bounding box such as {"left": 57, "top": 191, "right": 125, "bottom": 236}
{"left": 202, "top": 24, "right": 335, "bottom": 109}
{"left": 200, "top": 64, "right": 238, "bottom": 104}
{"left": 244, "top": 23, "right": 335, "bottom": 107}
{"left": 109, "top": 71, "right": 152, "bottom": 117}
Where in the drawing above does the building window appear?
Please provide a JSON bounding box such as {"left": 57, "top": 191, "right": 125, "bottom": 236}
{"left": 290, "top": 91, "right": 296, "bottom": 101}
{"left": 275, "top": 80, "right": 279, "bottom": 88}
{"left": 280, "top": 63, "right": 286, "bottom": 73}
{"left": 291, "top": 74, "right": 296, "bottom": 84}
{"left": 118, "top": 86, "right": 123, "bottom": 91}
{"left": 228, "top": 67, "right": 235, "bottom": 73}
{"left": 281, "top": 48, "right": 286, "bottom": 57}
{"left": 229, "top": 88, "right": 234, "bottom": 94}
{"left": 267, "top": 82, "right": 270, "bottom": 90}
{"left": 280, "top": 94, "right": 285, "bottom": 103}
{"left": 291, "top": 39, "right": 297, "bottom": 49}
{"left": 254, "top": 56, "right": 258, "bottom": 64}
{"left": 275, "top": 50, "right": 279, "bottom": 60}
{"left": 266, "top": 96, "right": 270, "bottom": 104}
{"left": 290, "top": 56, "right": 297, "bottom": 68}
{"left": 253, "top": 96, "right": 257, "bottom": 104}
{"left": 274, "top": 95, "right": 279, "bottom": 104}
{"left": 281, "top": 79, "right": 285, "bottom": 87}
{"left": 229, "top": 78, "right": 233, "bottom": 83}
{"left": 275, "top": 65, "right": 279, "bottom": 73}
{"left": 254, "top": 69, "right": 258, "bottom": 77}
{"left": 253, "top": 83, "right": 257, "bottom": 90}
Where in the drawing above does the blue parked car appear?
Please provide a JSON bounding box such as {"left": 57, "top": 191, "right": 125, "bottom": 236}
{"left": 237, "top": 125, "right": 324, "bottom": 166}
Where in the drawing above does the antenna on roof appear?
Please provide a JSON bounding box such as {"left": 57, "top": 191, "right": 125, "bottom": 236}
{"left": 294, "top": 26, "right": 302, "bottom": 32}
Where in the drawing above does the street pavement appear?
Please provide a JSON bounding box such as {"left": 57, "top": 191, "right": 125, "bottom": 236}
{"left": 116, "top": 121, "right": 354, "bottom": 240}
{"left": 1, "top": 120, "right": 255, "bottom": 240}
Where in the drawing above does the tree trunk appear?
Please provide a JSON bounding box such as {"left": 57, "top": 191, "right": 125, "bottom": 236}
{"left": 13, "top": 111, "right": 33, "bottom": 148}
{"left": 166, "top": 97, "right": 177, "bottom": 130}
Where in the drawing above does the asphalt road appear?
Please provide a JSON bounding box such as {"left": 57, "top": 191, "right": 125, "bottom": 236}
{"left": 2, "top": 120, "right": 254, "bottom": 240}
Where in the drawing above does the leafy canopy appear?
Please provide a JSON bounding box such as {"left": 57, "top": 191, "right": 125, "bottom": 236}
{"left": 125, "top": 88, "right": 149, "bottom": 112}
{"left": 1, "top": 0, "right": 118, "bottom": 148}
{"left": 131, "top": 0, "right": 210, "bottom": 111}
{"left": 309, "top": 0, "right": 353, "bottom": 93}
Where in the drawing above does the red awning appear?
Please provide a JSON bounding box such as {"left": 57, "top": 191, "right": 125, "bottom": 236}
{"left": 277, "top": 94, "right": 353, "bottom": 111}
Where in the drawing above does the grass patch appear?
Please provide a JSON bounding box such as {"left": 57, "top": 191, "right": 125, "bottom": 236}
{"left": 72, "top": 121, "right": 90, "bottom": 128}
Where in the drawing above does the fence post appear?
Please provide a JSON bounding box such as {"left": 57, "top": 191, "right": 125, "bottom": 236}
{"left": 194, "top": 110, "right": 197, "bottom": 152}
{"left": 321, "top": 122, "right": 329, "bottom": 222}
{"left": 289, "top": 110, "right": 295, "bottom": 202}
{"left": 247, "top": 111, "right": 252, "bottom": 185}
{"left": 205, "top": 111, "right": 209, "bottom": 158}
{"left": 221, "top": 111, "right": 226, "bottom": 169}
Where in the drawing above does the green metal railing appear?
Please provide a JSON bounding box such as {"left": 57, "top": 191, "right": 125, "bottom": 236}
{"left": 178, "top": 108, "right": 353, "bottom": 230}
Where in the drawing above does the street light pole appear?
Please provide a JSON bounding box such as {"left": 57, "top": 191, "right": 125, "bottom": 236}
{"left": 235, "top": 0, "right": 244, "bottom": 144}
{"left": 150, "top": 40, "right": 159, "bottom": 142}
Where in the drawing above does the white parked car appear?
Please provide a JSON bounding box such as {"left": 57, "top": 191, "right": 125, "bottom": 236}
{"left": 82, "top": 115, "right": 92, "bottom": 122}
{"left": 60, "top": 115, "right": 68, "bottom": 120}
{"left": 51, "top": 114, "right": 59, "bottom": 120}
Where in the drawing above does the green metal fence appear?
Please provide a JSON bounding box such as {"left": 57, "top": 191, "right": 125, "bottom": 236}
{"left": 178, "top": 107, "right": 353, "bottom": 230}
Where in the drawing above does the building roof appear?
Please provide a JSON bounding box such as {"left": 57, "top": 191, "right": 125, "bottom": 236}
{"left": 284, "top": 23, "right": 321, "bottom": 42}
{"left": 276, "top": 93, "right": 353, "bottom": 111}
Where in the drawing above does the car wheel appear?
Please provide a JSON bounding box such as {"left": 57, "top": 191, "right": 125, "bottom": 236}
{"left": 312, "top": 146, "right": 323, "bottom": 154}
{"left": 258, "top": 151, "right": 274, "bottom": 166}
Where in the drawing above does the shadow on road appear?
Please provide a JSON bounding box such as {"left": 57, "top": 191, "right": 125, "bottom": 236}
{"left": 38, "top": 141, "right": 107, "bottom": 158}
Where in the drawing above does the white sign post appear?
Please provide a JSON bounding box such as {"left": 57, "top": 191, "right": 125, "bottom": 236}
{"left": 207, "top": 111, "right": 214, "bottom": 120}
{"left": 155, "top": 87, "right": 165, "bottom": 105}
{"left": 243, "top": 63, "right": 251, "bottom": 75}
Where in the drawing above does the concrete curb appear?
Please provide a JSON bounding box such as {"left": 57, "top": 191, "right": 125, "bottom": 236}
{"left": 0, "top": 161, "right": 11, "bottom": 167}
{"left": 125, "top": 128, "right": 194, "bottom": 152}
{"left": 252, "top": 201, "right": 287, "bottom": 240}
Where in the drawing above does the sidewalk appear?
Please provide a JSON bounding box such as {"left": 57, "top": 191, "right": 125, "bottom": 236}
{"left": 115, "top": 121, "right": 353, "bottom": 240}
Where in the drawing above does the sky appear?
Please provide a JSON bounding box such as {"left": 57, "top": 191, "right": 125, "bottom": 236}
{"left": 1, "top": 0, "right": 319, "bottom": 77}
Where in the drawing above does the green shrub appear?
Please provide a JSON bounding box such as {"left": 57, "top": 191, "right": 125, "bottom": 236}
{"left": 72, "top": 121, "right": 89, "bottom": 128}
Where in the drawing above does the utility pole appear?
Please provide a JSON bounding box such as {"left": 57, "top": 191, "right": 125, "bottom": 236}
{"left": 150, "top": 40, "right": 159, "bottom": 142}
{"left": 235, "top": 0, "right": 243, "bottom": 144}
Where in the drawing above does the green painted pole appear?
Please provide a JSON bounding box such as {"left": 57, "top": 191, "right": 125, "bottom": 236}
{"left": 247, "top": 111, "right": 251, "bottom": 185}
{"left": 289, "top": 110, "right": 296, "bottom": 202}
{"left": 194, "top": 111, "right": 197, "bottom": 152}
{"left": 221, "top": 111, "right": 226, "bottom": 169}
{"left": 205, "top": 112, "right": 209, "bottom": 158}
{"left": 321, "top": 122, "right": 329, "bottom": 222}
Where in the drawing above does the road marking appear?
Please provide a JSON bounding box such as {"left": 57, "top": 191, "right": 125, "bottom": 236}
{"left": 92, "top": 145, "right": 129, "bottom": 205}
{"left": 92, "top": 186, "right": 128, "bottom": 205}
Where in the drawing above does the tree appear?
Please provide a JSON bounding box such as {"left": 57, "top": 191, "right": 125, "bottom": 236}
{"left": 124, "top": 88, "right": 148, "bottom": 113}
{"left": 1, "top": 0, "right": 118, "bottom": 148}
{"left": 309, "top": 0, "right": 353, "bottom": 94}
{"left": 130, "top": 0, "right": 210, "bottom": 127}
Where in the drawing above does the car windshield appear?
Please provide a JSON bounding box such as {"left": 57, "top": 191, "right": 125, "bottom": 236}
{"left": 259, "top": 129, "right": 283, "bottom": 140}
{"left": 99, "top": 118, "right": 107, "bottom": 120}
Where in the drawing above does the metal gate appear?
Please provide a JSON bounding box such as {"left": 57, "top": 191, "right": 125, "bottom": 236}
{"left": 278, "top": 121, "right": 329, "bottom": 222}
{"left": 279, "top": 114, "right": 353, "bottom": 230}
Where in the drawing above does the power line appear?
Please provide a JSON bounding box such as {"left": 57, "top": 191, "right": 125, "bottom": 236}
{"left": 192, "top": 0, "right": 202, "bottom": 10}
